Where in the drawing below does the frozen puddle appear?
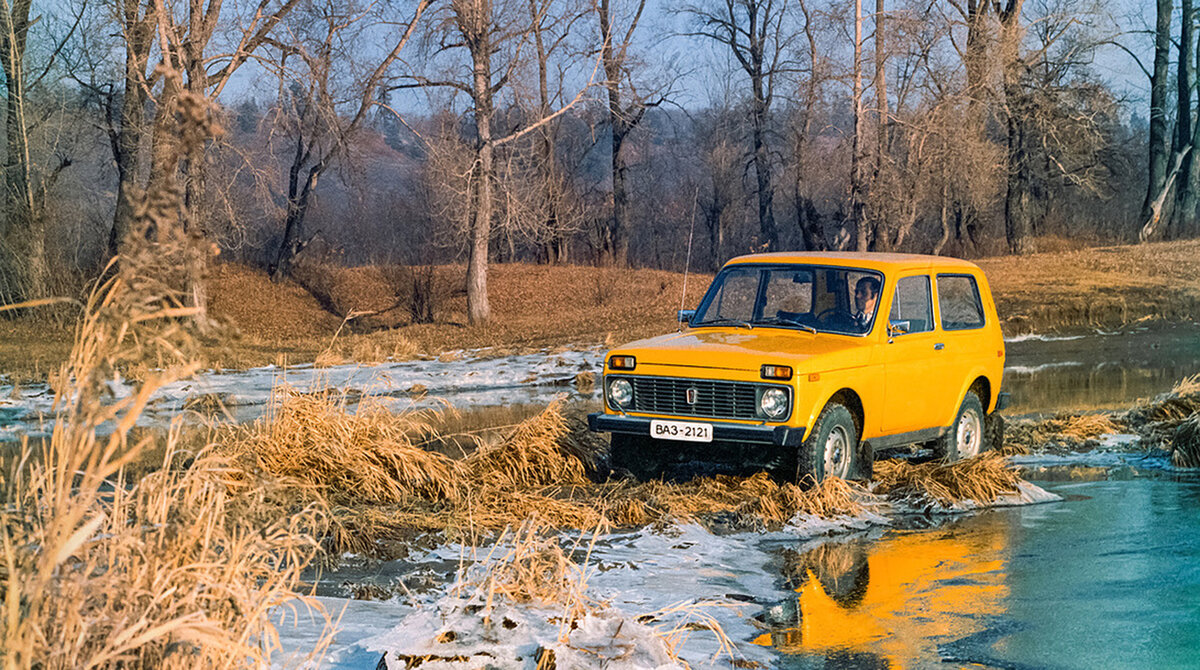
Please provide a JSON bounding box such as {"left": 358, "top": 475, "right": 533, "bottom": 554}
{"left": 0, "top": 347, "right": 605, "bottom": 440}
{"left": 276, "top": 486, "right": 1062, "bottom": 669}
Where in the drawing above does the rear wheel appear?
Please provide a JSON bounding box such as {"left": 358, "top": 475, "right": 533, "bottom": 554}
{"left": 797, "top": 403, "right": 858, "bottom": 485}
{"left": 936, "top": 391, "right": 987, "bottom": 461}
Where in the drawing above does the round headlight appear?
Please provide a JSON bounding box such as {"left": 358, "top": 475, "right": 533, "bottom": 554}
{"left": 760, "top": 388, "right": 789, "bottom": 419}
{"left": 609, "top": 378, "right": 633, "bottom": 407}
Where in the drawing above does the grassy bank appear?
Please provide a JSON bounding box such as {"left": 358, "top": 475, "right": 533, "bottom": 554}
{"left": 3, "top": 239, "right": 1200, "bottom": 381}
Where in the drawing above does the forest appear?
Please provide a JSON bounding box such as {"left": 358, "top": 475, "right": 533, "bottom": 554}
{"left": 0, "top": 0, "right": 1185, "bottom": 324}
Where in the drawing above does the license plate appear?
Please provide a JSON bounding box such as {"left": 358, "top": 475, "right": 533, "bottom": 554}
{"left": 650, "top": 419, "right": 713, "bottom": 443}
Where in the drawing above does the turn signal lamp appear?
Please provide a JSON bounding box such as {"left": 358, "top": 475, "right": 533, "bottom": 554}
{"left": 609, "top": 355, "right": 637, "bottom": 370}
{"left": 761, "top": 364, "right": 793, "bottom": 380}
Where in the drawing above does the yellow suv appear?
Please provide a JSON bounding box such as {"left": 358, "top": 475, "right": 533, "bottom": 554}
{"left": 588, "top": 252, "right": 1009, "bottom": 482}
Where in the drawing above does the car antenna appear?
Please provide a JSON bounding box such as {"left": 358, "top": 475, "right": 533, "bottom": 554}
{"left": 678, "top": 186, "right": 699, "bottom": 332}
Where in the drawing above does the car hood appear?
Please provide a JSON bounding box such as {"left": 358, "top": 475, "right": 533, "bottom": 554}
{"left": 611, "top": 328, "right": 872, "bottom": 373}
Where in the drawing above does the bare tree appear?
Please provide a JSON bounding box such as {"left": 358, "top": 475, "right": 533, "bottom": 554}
{"left": 1140, "top": 0, "right": 1172, "bottom": 237}
{"left": 597, "top": 0, "right": 664, "bottom": 265}
{"left": 0, "top": 0, "right": 80, "bottom": 303}
{"left": 401, "top": 0, "right": 592, "bottom": 323}
{"left": 1174, "top": 0, "right": 1200, "bottom": 235}
{"left": 685, "top": 0, "right": 792, "bottom": 251}
{"left": 266, "top": 0, "right": 430, "bottom": 279}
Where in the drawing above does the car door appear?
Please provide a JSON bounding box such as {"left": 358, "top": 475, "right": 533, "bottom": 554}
{"left": 882, "top": 273, "right": 957, "bottom": 436}
{"left": 934, "top": 272, "right": 990, "bottom": 412}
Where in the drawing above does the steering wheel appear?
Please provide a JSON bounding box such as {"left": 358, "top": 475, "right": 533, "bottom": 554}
{"left": 815, "top": 308, "right": 844, "bottom": 324}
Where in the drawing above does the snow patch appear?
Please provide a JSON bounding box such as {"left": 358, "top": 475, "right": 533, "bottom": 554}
{"left": 0, "top": 347, "right": 606, "bottom": 440}
{"left": 366, "top": 602, "right": 682, "bottom": 670}
{"left": 1005, "top": 333, "right": 1087, "bottom": 343}
{"left": 1004, "top": 361, "right": 1085, "bottom": 374}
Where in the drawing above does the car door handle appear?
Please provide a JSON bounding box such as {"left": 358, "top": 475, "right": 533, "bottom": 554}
{"left": 934, "top": 342, "right": 945, "bottom": 350}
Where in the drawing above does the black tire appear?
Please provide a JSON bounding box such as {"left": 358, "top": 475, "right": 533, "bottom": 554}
{"left": 985, "top": 411, "right": 1005, "bottom": 452}
{"left": 796, "top": 403, "right": 858, "bottom": 485}
{"left": 935, "top": 391, "right": 987, "bottom": 461}
{"left": 609, "top": 433, "right": 664, "bottom": 481}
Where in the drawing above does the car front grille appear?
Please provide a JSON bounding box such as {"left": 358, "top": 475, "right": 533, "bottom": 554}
{"left": 620, "top": 376, "right": 781, "bottom": 420}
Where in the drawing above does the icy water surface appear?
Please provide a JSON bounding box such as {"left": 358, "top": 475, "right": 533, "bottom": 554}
{"left": 287, "top": 469, "right": 1200, "bottom": 669}
{"left": 758, "top": 473, "right": 1200, "bottom": 669}
{"left": 1002, "top": 323, "right": 1200, "bottom": 414}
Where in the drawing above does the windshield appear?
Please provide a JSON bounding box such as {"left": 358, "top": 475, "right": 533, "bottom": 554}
{"left": 691, "top": 264, "right": 884, "bottom": 335}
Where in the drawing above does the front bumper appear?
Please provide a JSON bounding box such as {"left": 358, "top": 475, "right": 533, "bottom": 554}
{"left": 588, "top": 413, "right": 807, "bottom": 447}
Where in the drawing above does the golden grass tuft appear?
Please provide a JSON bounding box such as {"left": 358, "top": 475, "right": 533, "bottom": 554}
{"left": 1048, "top": 413, "right": 1123, "bottom": 440}
{"left": 1172, "top": 374, "right": 1200, "bottom": 396}
{"left": 1127, "top": 381, "right": 1200, "bottom": 424}
{"left": 873, "top": 452, "right": 1022, "bottom": 506}
{"left": 605, "top": 472, "right": 866, "bottom": 528}
{"left": 462, "top": 398, "right": 588, "bottom": 489}
{"left": 1171, "top": 413, "right": 1200, "bottom": 469}
{"left": 226, "top": 387, "right": 459, "bottom": 504}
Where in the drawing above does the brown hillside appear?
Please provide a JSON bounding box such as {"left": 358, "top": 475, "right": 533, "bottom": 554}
{"left": 3, "top": 240, "right": 1199, "bottom": 379}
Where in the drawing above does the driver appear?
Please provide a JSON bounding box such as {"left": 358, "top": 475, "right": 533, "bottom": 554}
{"left": 853, "top": 277, "right": 880, "bottom": 331}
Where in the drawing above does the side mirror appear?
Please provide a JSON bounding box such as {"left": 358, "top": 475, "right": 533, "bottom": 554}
{"left": 888, "top": 320, "right": 910, "bottom": 337}
{"left": 677, "top": 309, "right": 696, "bottom": 325}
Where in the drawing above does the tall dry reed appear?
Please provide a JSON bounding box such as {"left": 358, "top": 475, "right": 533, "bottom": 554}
{"left": 1, "top": 87, "right": 333, "bottom": 669}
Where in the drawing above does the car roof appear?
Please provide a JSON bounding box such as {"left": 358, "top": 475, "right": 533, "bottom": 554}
{"left": 723, "top": 251, "right": 981, "bottom": 273}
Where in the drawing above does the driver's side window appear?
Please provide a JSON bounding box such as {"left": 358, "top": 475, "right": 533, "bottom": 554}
{"left": 889, "top": 275, "right": 933, "bottom": 334}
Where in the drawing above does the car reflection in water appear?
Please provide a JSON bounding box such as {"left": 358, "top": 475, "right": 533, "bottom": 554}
{"left": 755, "top": 516, "right": 1010, "bottom": 668}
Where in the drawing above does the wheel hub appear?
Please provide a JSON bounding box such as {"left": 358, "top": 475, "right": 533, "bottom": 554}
{"left": 825, "top": 425, "right": 851, "bottom": 478}
{"left": 957, "top": 410, "right": 982, "bottom": 458}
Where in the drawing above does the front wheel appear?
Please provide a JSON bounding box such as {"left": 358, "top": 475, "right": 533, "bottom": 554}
{"left": 609, "top": 433, "right": 664, "bottom": 481}
{"left": 796, "top": 402, "right": 858, "bottom": 485}
{"left": 936, "top": 391, "right": 988, "bottom": 461}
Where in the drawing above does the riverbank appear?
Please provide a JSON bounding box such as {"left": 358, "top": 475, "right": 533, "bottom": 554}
{"left": 2, "top": 239, "right": 1199, "bottom": 382}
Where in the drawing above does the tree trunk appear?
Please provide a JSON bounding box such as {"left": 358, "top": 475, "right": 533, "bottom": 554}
{"left": 1142, "top": 0, "right": 1173, "bottom": 230}
{"left": 869, "top": 0, "right": 888, "bottom": 250}
{"left": 851, "top": 0, "right": 867, "bottom": 251}
{"left": 1177, "top": 0, "right": 1198, "bottom": 236}
{"left": 1000, "top": 0, "right": 1030, "bottom": 254}
{"left": 109, "top": 0, "right": 155, "bottom": 257}
{"left": 464, "top": 1, "right": 494, "bottom": 324}
{"left": 0, "top": 0, "right": 46, "bottom": 303}
{"left": 1005, "top": 113, "right": 1033, "bottom": 253}
{"left": 963, "top": 0, "right": 990, "bottom": 120}
{"left": 600, "top": 0, "right": 632, "bottom": 266}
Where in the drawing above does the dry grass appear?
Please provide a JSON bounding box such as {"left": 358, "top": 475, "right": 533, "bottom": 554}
{"left": 461, "top": 397, "right": 588, "bottom": 489}
{"left": 1003, "top": 411, "right": 1126, "bottom": 454}
{"left": 873, "top": 452, "right": 1022, "bottom": 506}
{"left": 1170, "top": 414, "right": 1200, "bottom": 469}
{"left": 1, "top": 90, "right": 335, "bottom": 669}
{"left": 1049, "top": 413, "right": 1123, "bottom": 440}
{"left": 459, "top": 518, "right": 601, "bottom": 621}
{"left": 226, "top": 386, "right": 459, "bottom": 504}
{"left": 211, "top": 386, "right": 876, "bottom": 555}
{"left": 1121, "top": 376, "right": 1200, "bottom": 451}
{"left": 977, "top": 239, "right": 1200, "bottom": 334}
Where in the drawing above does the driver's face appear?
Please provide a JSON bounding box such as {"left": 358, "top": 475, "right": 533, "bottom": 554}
{"left": 855, "top": 285, "right": 877, "bottom": 314}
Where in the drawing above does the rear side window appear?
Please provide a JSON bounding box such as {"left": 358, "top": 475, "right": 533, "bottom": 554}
{"left": 889, "top": 275, "right": 933, "bottom": 334}
{"left": 937, "top": 274, "right": 985, "bottom": 330}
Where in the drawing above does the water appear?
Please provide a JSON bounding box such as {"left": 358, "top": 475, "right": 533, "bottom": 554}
{"left": 1003, "top": 323, "right": 1200, "bottom": 414}
{"left": 757, "top": 474, "right": 1200, "bottom": 669}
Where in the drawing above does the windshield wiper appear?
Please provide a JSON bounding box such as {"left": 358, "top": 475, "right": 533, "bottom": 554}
{"left": 757, "top": 316, "right": 817, "bottom": 334}
{"left": 694, "top": 318, "right": 754, "bottom": 330}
